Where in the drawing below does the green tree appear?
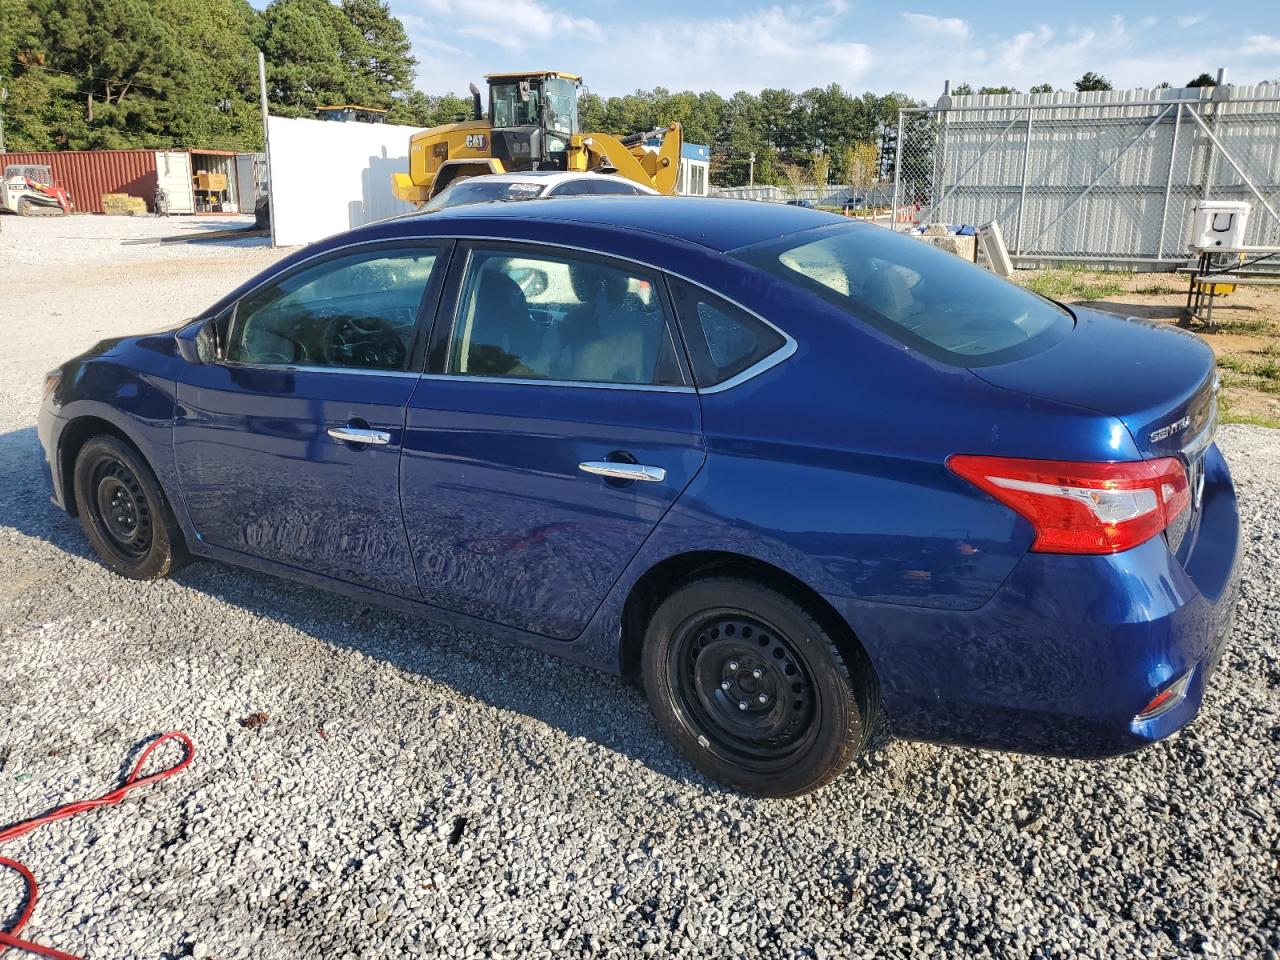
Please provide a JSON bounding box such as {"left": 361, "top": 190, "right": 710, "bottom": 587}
{"left": 811, "top": 149, "right": 830, "bottom": 194}
{"left": 1029, "top": 83, "right": 1054, "bottom": 94}
{"left": 978, "top": 85, "right": 1020, "bottom": 95}
{"left": 1186, "top": 72, "right": 1215, "bottom": 88}
{"left": 341, "top": 0, "right": 415, "bottom": 108}
{"left": 260, "top": 0, "right": 365, "bottom": 116}
{"left": 37, "top": 0, "right": 188, "bottom": 147}
{"left": 1074, "top": 71, "right": 1112, "bottom": 92}
{"left": 951, "top": 83, "right": 974, "bottom": 96}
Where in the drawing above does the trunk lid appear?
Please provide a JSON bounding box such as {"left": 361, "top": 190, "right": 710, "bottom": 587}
{"left": 971, "top": 307, "right": 1217, "bottom": 556}
{"left": 971, "top": 307, "right": 1218, "bottom": 462}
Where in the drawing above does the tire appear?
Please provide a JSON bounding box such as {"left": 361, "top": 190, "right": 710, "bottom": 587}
{"left": 73, "top": 435, "right": 189, "bottom": 580}
{"left": 17, "top": 197, "right": 32, "bottom": 217}
{"left": 641, "top": 577, "right": 878, "bottom": 797}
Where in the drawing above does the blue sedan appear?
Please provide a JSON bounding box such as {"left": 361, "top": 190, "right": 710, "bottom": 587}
{"left": 38, "top": 198, "right": 1240, "bottom": 796}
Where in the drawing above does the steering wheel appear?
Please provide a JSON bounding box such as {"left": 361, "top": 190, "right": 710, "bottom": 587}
{"left": 321, "top": 314, "right": 407, "bottom": 370}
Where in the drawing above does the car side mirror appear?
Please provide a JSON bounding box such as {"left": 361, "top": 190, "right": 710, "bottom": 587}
{"left": 175, "top": 318, "right": 217, "bottom": 364}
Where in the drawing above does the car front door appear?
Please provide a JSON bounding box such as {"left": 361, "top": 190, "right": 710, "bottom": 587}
{"left": 174, "top": 240, "right": 450, "bottom": 596}
{"left": 400, "top": 241, "right": 705, "bottom": 639}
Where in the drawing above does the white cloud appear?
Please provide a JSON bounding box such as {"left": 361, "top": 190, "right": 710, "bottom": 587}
{"left": 1242, "top": 34, "right": 1280, "bottom": 57}
{"left": 901, "top": 12, "right": 969, "bottom": 39}
{"left": 1176, "top": 14, "right": 1206, "bottom": 28}
{"left": 417, "top": 0, "right": 601, "bottom": 50}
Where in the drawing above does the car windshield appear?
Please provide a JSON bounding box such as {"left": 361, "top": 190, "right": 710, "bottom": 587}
{"left": 735, "top": 225, "right": 1073, "bottom": 366}
{"left": 422, "top": 180, "right": 545, "bottom": 212}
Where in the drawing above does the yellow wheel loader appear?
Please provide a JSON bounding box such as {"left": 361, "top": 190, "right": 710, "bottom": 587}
{"left": 390, "top": 71, "right": 683, "bottom": 204}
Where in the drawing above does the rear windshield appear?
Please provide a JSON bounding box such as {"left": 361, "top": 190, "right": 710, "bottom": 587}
{"left": 424, "top": 180, "right": 544, "bottom": 212}
{"left": 734, "top": 225, "right": 1072, "bottom": 366}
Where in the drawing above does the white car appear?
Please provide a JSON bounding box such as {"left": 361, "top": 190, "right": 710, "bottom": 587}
{"left": 421, "top": 171, "right": 658, "bottom": 213}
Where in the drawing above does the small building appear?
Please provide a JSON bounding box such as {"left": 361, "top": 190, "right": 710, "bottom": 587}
{"left": 677, "top": 142, "right": 710, "bottom": 197}
{"left": 643, "top": 139, "right": 711, "bottom": 196}
{"left": 316, "top": 105, "right": 388, "bottom": 124}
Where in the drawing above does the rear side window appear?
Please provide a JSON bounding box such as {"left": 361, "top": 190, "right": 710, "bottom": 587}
{"left": 589, "top": 179, "right": 640, "bottom": 195}
{"left": 735, "top": 225, "right": 1072, "bottom": 366}
{"left": 667, "top": 278, "right": 786, "bottom": 387}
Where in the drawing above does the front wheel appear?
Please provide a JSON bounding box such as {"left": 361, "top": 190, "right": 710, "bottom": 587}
{"left": 73, "top": 436, "right": 189, "bottom": 580}
{"left": 641, "top": 577, "right": 878, "bottom": 797}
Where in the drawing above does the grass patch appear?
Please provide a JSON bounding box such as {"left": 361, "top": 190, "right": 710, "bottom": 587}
{"left": 1022, "top": 269, "right": 1126, "bottom": 301}
{"left": 1134, "top": 281, "right": 1179, "bottom": 296}
{"left": 1255, "top": 341, "right": 1280, "bottom": 357}
{"left": 1217, "top": 355, "right": 1244, "bottom": 372}
{"left": 1222, "top": 410, "right": 1280, "bottom": 429}
{"left": 1253, "top": 360, "right": 1280, "bottom": 380}
{"left": 1205, "top": 317, "right": 1273, "bottom": 335}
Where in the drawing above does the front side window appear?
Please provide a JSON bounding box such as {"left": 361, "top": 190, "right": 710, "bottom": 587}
{"left": 226, "top": 247, "right": 439, "bottom": 371}
{"left": 735, "top": 225, "right": 1072, "bottom": 365}
{"left": 447, "top": 248, "right": 683, "bottom": 386}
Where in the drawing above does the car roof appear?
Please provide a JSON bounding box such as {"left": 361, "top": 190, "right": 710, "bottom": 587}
{"left": 403, "top": 196, "right": 846, "bottom": 252}
{"left": 451, "top": 171, "right": 658, "bottom": 192}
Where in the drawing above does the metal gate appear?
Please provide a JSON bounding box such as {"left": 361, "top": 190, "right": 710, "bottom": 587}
{"left": 890, "top": 84, "right": 1280, "bottom": 265}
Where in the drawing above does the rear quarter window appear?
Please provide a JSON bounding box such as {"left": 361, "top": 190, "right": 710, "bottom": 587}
{"left": 734, "top": 225, "right": 1072, "bottom": 366}
{"left": 667, "top": 278, "right": 787, "bottom": 388}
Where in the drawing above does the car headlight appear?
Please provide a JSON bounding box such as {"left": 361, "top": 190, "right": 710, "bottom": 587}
{"left": 43, "top": 369, "right": 62, "bottom": 400}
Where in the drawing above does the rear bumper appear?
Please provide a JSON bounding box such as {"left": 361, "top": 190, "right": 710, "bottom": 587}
{"left": 832, "top": 443, "right": 1241, "bottom": 758}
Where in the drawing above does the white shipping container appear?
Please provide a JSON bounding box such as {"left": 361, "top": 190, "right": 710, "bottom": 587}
{"left": 155, "top": 151, "right": 194, "bottom": 214}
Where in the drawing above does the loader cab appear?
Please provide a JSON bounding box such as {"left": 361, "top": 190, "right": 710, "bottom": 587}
{"left": 486, "top": 72, "right": 580, "bottom": 172}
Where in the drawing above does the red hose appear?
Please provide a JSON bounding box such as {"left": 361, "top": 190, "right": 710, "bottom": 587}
{"left": 0, "top": 732, "right": 194, "bottom": 960}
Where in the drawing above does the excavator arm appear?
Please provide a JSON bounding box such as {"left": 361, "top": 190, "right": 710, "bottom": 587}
{"left": 573, "top": 123, "right": 683, "bottom": 195}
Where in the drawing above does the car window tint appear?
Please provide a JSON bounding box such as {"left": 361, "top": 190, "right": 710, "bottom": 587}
{"left": 448, "top": 249, "right": 680, "bottom": 386}
{"left": 667, "top": 278, "right": 786, "bottom": 387}
{"left": 227, "top": 248, "right": 438, "bottom": 371}
{"left": 735, "top": 226, "right": 1073, "bottom": 366}
{"left": 589, "top": 179, "right": 639, "bottom": 195}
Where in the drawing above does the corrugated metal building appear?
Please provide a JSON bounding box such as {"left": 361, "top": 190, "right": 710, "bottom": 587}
{"left": 0, "top": 148, "right": 259, "bottom": 214}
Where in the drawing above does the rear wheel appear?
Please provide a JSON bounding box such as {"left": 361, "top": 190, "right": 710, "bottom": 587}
{"left": 641, "top": 577, "right": 878, "bottom": 797}
{"left": 73, "top": 436, "right": 189, "bottom": 580}
{"left": 17, "top": 197, "right": 33, "bottom": 217}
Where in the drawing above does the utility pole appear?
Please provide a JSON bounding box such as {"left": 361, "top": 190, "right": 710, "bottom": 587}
{"left": 748, "top": 151, "right": 756, "bottom": 188}
{"left": 0, "top": 88, "right": 8, "bottom": 155}
{"left": 257, "top": 50, "right": 276, "bottom": 247}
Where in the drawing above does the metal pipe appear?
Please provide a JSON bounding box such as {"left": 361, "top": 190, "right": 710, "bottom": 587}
{"left": 1185, "top": 105, "right": 1280, "bottom": 227}
{"left": 258, "top": 49, "right": 276, "bottom": 248}
{"left": 1157, "top": 103, "right": 1183, "bottom": 260}
{"left": 1015, "top": 109, "right": 1032, "bottom": 255}
{"left": 917, "top": 111, "right": 1023, "bottom": 226}
{"left": 1024, "top": 104, "right": 1174, "bottom": 248}
{"left": 895, "top": 95, "right": 1280, "bottom": 115}
{"left": 891, "top": 110, "right": 904, "bottom": 228}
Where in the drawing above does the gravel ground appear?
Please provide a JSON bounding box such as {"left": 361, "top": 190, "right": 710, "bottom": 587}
{"left": 1, "top": 214, "right": 1278, "bottom": 959}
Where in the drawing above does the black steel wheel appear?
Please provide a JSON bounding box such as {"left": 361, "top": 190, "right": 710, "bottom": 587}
{"left": 642, "top": 577, "right": 878, "bottom": 797}
{"left": 73, "top": 435, "right": 188, "bottom": 580}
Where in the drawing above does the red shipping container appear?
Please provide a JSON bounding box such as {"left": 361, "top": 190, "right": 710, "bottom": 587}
{"left": 0, "top": 149, "right": 159, "bottom": 214}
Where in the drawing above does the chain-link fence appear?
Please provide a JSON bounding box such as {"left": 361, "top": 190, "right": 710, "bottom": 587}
{"left": 891, "top": 84, "right": 1280, "bottom": 266}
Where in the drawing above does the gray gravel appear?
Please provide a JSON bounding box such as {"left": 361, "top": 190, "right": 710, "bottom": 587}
{"left": 1, "top": 214, "right": 1279, "bottom": 959}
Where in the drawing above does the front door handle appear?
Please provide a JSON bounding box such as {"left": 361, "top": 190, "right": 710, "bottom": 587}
{"left": 579, "top": 461, "right": 666, "bottom": 483}
{"left": 327, "top": 425, "right": 391, "bottom": 445}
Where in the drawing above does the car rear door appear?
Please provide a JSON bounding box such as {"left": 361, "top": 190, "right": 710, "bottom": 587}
{"left": 174, "top": 240, "right": 451, "bottom": 597}
{"left": 400, "top": 240, "right": 705, "bottom": 640}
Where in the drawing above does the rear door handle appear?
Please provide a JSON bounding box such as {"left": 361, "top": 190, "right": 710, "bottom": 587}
{"left": 579, "top": 461, "right": 666, "bottom": 483}
{"left": 327, "top": 425, "right": 391, "bottom": 445}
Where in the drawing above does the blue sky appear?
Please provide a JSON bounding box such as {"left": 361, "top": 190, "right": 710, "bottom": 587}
{"left": 274, "top": 0, "right": 1280, "bottom": 99}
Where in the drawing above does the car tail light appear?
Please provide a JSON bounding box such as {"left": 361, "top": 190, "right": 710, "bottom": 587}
{"left": 947, "top": 455, "right": 1190, "bottom": 555}
{"left": 1135, "top": 667, "right": 1195, "bottom": 721}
